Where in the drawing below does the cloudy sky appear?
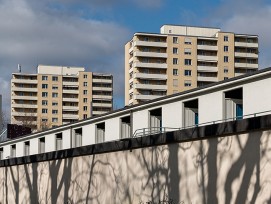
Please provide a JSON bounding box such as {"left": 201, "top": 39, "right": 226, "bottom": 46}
{"left": 0, "top": 0, "right": 270, "bottom": 120}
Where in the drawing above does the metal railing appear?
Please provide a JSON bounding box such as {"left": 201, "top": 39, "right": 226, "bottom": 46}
{"left": 132, "top": 110, "right": 271, "bottom": 138}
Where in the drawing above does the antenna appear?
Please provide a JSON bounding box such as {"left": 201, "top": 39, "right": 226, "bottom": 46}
{"left": 18, "top": 64, "right": 21, "bottom": 73}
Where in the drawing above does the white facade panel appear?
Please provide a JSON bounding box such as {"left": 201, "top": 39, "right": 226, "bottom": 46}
{"left": 45, "top": 133, "right": 57, "bottom": 152}
{"left": 243, "top": 78, "right": 271, "bottom": 116}
{"left": 30, "top": 138, "right": 39, "bottom": 155}
{"left": 82, "top": 124, "right": 96, "bottom": 146}
{"left": 132, "top": 110, "right": 149, "bottom": 135}
{"left": 105, "top": 118, "right": 120, "bottom": 141}
{"left": 162, "top": 102, "right": 182, "bottom": 128}
{"left": 62, "top": 129, "right": 71, "bottom": 149}
{"left": 199, "top": 92, "right": 223, "bottom": 124}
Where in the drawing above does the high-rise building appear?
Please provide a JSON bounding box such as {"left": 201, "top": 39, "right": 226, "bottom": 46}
{"left": 0, "top": 94, "right": 2, "bottom": 129}
{"left": 11, "top": 65, "right": 113, "bottom": 131}
{"left": 125, "top": 25, "right": 259, "bottom": 105}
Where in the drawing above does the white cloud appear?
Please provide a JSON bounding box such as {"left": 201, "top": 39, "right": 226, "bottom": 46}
{"left": 0, "top": 0, "right": 132, "bottom": 122}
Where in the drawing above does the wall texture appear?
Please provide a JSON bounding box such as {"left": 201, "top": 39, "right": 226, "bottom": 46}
{"left": 0, "top": 117, "right": 271, "bottom": 203}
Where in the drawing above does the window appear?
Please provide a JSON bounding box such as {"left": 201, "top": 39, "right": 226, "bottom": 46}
{"left": 72, "top": 128, "right": 82, "bottom": 148}
{"left": 83, "top": 90, "right": 88, "bottom": 95}
{"left": 224, "top": 46, "right": 229, "bottom": 52}
{"left": 52, "top": 93, "right": 58, "bottom": 98}
{"left": 52, "top": 86, "right": 58, "bottom": 90}
{"left": 42, "top": 76, "right": 48, "bottom": 81}
{"left": 184, "top": 48, "right": 191, "bottom": 55}
{"left": 52, "top": 76, "right": 58, "bottom": 81}
{"left": 149, "top": 108, "right": 162, "bottom": 133}
{"left": 84, "top": 74, "right": 87, "bottom": 79}
{"left": 224, "top": 35, "right": 229, "bottom": 42}
{"left": 144, "top": 37, "right": 149, "bottom": 41}
{"left": 52, "top": 110, "right": 58, "bottom": 114}
{"left": 42, "top": 84, "right": 48, "bottom": 89}
{"left": 96, "top": 123, "right": 105, "bottom": 143}
{"left": 183, "top": 99, "right": 198, "bottom": 127}
{"left": 185, "top": 59, "right": 192, "bottom": 65}
{"left": 42, "top": 118, "right": 48, "bottom": 122}
{"left": 42, "top": 109, "right": 48, "bottom": 114}
{"left": 173, "top": 47, "right": 178, "bottom": 54}
{"left": 120, "top": 116, "right": 131, "bottom": 139}
{"left": 24, "top": 141, "right": 30, "bottom": 156}
{"left": 184, "top": 80, "right": 192, "bottom": 87}
{"left": 224, "top": 56, "right": 229, "bottom": 62}
{"left": 83, "top": 114, "right": 88, "bottom": 119}
{"left": 173, "top": 79, "right": 178, "bottom": 87}
{"left": 173, "top": 58, "right": 178, "bottom": 65}
{"left": 184, "top": 70, "right": 192, "bottom": 76}
{"left": 184, "top": 37, "right": 192, "bottom": 44}
{"left": 224, "top": 77, "right": 229, "bottom": 80}
{"left": 10, "top": 145, "right": 16, "bottom": 158}
{"left": 0, "top": 148, "right": 3, "bottom": 160}
{"left": 39, "top": 137, "right": 45, "bottom": 153}
{"left": 42, "top": 100, "right": 48, "bottom": 106}
{"left": 55, "top": 133, "right": 62, "bottom": 151}
{"left": 52, "top": 102, "right": 58, "bottom": 106}
{"left": 84, "top": 82, "right": 88, "bottom": 87}
{"left": 173, "top": 37, "right": 178, "bottom": 44}
{"left": 173, "top": 69, "right": 178, "bottom": 76}
{"left": 83, "top": 98, "right": 87, "bottom": 103}
{"left": 224, "top": 68, "right": 229, "bottom": 73}
{"left": 83, "top": 106, "right": 87, "bottom": 111}
{"left": 42, "top": 92, "right": 48, "bottom": 97}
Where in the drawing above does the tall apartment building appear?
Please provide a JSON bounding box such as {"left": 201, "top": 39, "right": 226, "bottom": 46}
{"left": 11, "top": 65, "right": 113, "bottom": 131}
{"left": 125, "top": 25, "right": 259, "bottom": 105}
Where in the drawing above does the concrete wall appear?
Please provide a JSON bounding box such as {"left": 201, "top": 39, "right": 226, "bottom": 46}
{"left": 0, "top": 128, "right": 270, "bottom": 203}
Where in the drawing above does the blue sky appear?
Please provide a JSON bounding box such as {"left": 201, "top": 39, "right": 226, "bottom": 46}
{"left": 0, "top": 0, "right": 271, "bottom": 118}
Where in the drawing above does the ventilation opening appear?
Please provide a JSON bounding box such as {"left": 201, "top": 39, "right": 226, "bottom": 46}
{"left": 183, "top": 99, "right": 199, "bottom": 127}
{"left": 224, "top": 88, "right": 243, "bottom": 120}
{"left": 120, "top": 116, "right": 131, "bottom": 139}
{"left": 96, "top": 123, "right": 105, "bottom": 143}
{"left": 56, "top": 133, "right": 63, "bottom": 151}
{"left": 149, "top": 108, "right": 162, "bottom": 133}
{"left": 73, "top": 128, "right": 82, "bottom": 148}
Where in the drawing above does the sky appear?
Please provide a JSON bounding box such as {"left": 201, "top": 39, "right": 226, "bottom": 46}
{"left": 0, "top": 0, "right": 270, "bottom": 121}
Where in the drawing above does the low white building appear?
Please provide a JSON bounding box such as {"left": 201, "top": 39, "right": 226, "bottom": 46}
{"left": 1, "top": 67, "right": 271, "bottom": 159}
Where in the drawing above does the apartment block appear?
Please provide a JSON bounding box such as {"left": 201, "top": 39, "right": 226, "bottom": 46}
{"left": 125, "top": 25, "right": 259, "bottom": 105}
{"left": 11, "top": 65, "right": 113, "bottom": 131}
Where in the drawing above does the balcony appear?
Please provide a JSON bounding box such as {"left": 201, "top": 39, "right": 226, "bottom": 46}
{"left": 92, "top": 111, "right": 108, "bottom": 115}
{"left": 134, "top": 51, "right": 167, "bottom": 58}
{"left": 62, "top": 97, "right": 79, "bottom": 102}
{"left": 134, "top": 94, "right": 163, "bottom": 100}
{"left": 92, "top": 95, "right": 112, "bottom": 100}
{"left": 197, "top": 66, "right": 218, "bottom": 72}
{"left": 197, "top": 76, "right": 218, "bottom": 82}
{"left": 62, "top": 81, "right": 79, "bottom": 86}
{"left": 234, "top": 52, "right": 258, "bottom": 58}
{"left": 11, "top": 104, "right": 38, "bottom": 109}
{"left": 92, "top": 78, "right": 112, "bottom": 83}
{"left": 62, "top": 89, "right": 78, "bottom": 94}
{"left": 12, "top": 112, "right": 38, "bottom": 117}
{"left": 197, "top": 45, "right": 218, "bottom": 51}
{"left": 134, "top": 40, "right": 167, "bottom": 47}
{"left": 12, "top": 87, "right": 38, "bottom": 92}
{"left": 129, "top": 57, "right": 133, "bottom": 64}
{"left": 12, "top": 79, "right": 38, "bottom": 84}
{"left": 134, "top": 73, "right": 167, "bottom": 80}
{"left": 129, "top": 46, "right": 133, "bottom": 53}
{"left": 133, "top": 62, "right": 167, "bottom": 69}
{"left": 92, "top": 103, "right": 112, "bottom": 108}
{"left": 63, "top": 106, "right": 79, "bottom": 111}
{"left": 234, "top": 63, "right": 258, "bottom": 69}
{"left": 12, "top": 95, "right": 38, "bottom": 100}
{"left": 197, "top": 55, "right": 218, "bottom": 62}
{"left": 62, "top": 114, "right": 79, "bottom": 120}
{"left": 92, "top": 87, "right": 113, "bottom": 91}
{"left": 134, "top": 83, "right": 167, "bottom": 90}
{"left": 235, "top": 42, "right": 258, "bottom": 48}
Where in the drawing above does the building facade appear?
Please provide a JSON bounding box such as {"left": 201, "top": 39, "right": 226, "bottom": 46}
{"left": 2, "top": 67, "right": 271, "bottom": 159}
{"left": 11, "top": 65, "right": 113, "bottom": 131}
{"left": 125, "top": 25, "right": 259, "bottom": 105}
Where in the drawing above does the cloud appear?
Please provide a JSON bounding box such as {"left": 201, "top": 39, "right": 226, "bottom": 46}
{"left": 0, "top": 0, "right": 132, "bottom": 121}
